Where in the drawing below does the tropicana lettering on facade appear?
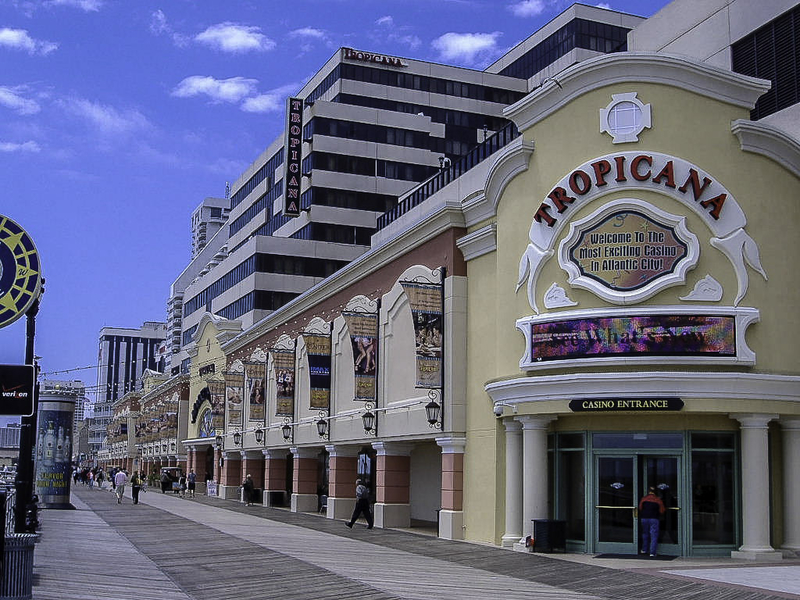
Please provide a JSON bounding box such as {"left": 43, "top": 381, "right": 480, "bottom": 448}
{"left": 343, "top": 47, "right": 407, "bottom": 67}
{"left": 533, "top": 154, "right": 727, "bottom": 228}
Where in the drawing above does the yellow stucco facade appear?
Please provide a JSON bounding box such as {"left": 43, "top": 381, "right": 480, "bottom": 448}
{"left": 462, "top": 53, "right": 800, "bottom": 558}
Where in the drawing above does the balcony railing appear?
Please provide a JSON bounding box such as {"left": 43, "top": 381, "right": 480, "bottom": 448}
{"left": 377, "top": 122, "right": 519, "bottom": 231}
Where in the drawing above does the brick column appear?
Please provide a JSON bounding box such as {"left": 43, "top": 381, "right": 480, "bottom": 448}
{"left": 242, "top": 451, "right": 264, "bottom": 488}
{"left": 186, "top": 448, "right": 195, "bottom": 474}
{"left": 325, "top": 445, "right": 359, "bottom": 520}
{"left": 214, "top": 447, "right": 222, "bottom": 483}
{"left": 436, "top": 437, "right": 466, "bottom": 540}
{"left": 193, "top": 448, "right": 208, "bottom": 482}
{"left": 263, "top": 449, "right": 288, "bottom": 507}
{"left": 220, "top": 451, "right": 242, "bottom": 500}
{"left": 291, "top": 447, "right": 319, "bottom": 513}
{"left": 373, "top": 442, "right": 414, "bottom": 528}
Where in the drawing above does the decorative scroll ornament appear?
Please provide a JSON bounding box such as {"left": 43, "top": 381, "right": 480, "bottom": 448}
{"left": 680, "top": 275, "right": 723, "bottom": 302}
{"left": 543, "top": 283, "right": 578, "bottom": 309}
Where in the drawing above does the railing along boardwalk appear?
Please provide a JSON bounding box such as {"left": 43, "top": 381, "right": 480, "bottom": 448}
{"left": 31, "top": 485, "right": 799, "bottom": 600}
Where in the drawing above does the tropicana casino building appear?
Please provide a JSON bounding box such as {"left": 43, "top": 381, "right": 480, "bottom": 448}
{"left": 147, "top": 1, "right": 800, "bottom": 562}
{"left": 472, "top": 49, "right": 800, "bottom": 559}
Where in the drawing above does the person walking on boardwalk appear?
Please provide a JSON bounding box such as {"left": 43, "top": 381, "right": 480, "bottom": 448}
{"left": 114, "top": 469, "right": 128, "bottom": 504}
{"left": 346, "top": 479, "right": 373, "bottom": 529}
{"left": 242, "top": 474, "right": 255, "bottom": 506}
{"left": 178, "top": 473, "right": 187, "bottom": 498}
{"left": 160, "top": 470, "right": 171, "bottom": 494}
{"left": 187, "top": 470, "right": 197, "bottom": 498}
{"left": 130, "top": 471, "right": 142, "bottom": 505}
{"left": 639, "top": 486, "right": 666, "bottom": 556}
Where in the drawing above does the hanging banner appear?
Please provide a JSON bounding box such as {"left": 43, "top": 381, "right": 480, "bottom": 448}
{"left": 401, "top": 282, "right": 444, "bottom": 389}
{"left": 224, "top": 373, "right": 244, "bottom": 428}
{"left": 304, "top": 333, "right": 331, "bottom": 410}
{"left": 208, "top": 380, "right": 226, "bottom": 433}
{"left": 343, "top": 312, "right": 379, "bottom": 402}
{"left": 245, "top": 362, "right": 266, "bottom": 422}
{"left": 272, "top": 349, "right": 296, "bottom": 416}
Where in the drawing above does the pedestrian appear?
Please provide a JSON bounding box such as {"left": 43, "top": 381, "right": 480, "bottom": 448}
{"left": 187, "top": 470, "right": 197, "bottom": 498}
{"left": 179, "top": 473, "right": 187, "bottom": 498}
{"left": 114, "top": 469, "right": 128, "bottom": 504}
{"left": 96, "top": 469, "right": 105, "bottom": 489}
{"left": 87, "top": 470, "right": 94, "bottom": 489}
{"left": 131, "top": 471, "right": 142, "bottom": 505}
{"left": 160, "top": 470, "right": 171, "bottom": 494}
{"left": 242, "top": 474, "right": 254, "bottom": 506}
{"left": 639, "top": 486, "right": 666, "bottom": 556}
{"left": 346, "top": 479, "right": 373, "bottom": 529}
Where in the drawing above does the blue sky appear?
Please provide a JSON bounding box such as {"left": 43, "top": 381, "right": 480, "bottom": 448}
{"left": 0, "top": 0, "right": 670, "bottom": 404}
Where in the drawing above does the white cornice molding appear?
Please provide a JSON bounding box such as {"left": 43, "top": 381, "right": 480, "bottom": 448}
{"left": 505, "top": 53, "right": 771, "bottom": 133}
{"left": 731, "top": 119, "right": 800, "bottom": 179}
{"left": 223, "top": 205, "right": 465, "bottom": 353}
{"left": 463, "top": 138, "right": 534, "bottom": 227}
{"left": 194, "top": 311, "right": 242, "bottom": 343}
{"left": 486, "top": 371, "right": 800, "bottom": 406}
{"left": 456, "top": 223, "right": 497, "bottom": 261}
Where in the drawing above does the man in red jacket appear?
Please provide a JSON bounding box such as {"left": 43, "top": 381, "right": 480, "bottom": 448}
{"left": 639, "top": 486, "right": 666, "bottom": 556}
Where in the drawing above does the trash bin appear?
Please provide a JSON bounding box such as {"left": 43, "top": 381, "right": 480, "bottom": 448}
{"left": 532, "top": 519, "right": 566, "bottom": 553}
{"left": 2, "top": 533, "right": 38, "bottom": 600}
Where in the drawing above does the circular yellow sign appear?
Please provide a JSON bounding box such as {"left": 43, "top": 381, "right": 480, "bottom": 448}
{"left": 0, "top": 215, "right": 43, "bottom": 329}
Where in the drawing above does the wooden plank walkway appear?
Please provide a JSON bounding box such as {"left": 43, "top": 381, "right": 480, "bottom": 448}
{"left": 30, "top": 486, "right": 799, "bottom": 600}
{"left": 31, "top": 494, "right": 191, "bottom": 600}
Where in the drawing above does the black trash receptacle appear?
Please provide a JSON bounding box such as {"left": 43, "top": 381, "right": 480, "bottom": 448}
{"left": 532, "top": 519, "right": 566, "bottom": 553}
{"left": 2, "top": 533, "right": 38, "bottom": 600}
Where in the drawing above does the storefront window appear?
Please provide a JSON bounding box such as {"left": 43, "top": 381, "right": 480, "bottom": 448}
{"left": 558, "top": 450, "right": 585, "bottom": 541}
{"left": 556, "top": 433, "right": 585, "bottom": 541}
{"left": 691, "top": 433, "right": 737, "bottom": 546}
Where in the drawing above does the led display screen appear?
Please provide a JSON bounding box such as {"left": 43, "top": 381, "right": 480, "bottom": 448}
{"left": 529, "top": 314, "right": 736, "bottom": 362}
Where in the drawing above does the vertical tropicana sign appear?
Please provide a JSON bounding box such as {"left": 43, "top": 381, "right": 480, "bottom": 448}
{"left": 283, "top": 97, "right": 303, "bottom": 217}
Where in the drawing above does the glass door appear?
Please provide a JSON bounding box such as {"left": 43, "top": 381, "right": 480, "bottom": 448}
{"left": 640, "top": 456, "right": 680, "bottom": 556}
{"left": 595, "top": 455, "right": 681, "bottom": 555}
{"left": 596, "top": 456, "right": 637, "bottom": 554}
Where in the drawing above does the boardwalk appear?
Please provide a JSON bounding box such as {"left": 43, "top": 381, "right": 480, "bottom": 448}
{"left": 31, "top": 485, "right": 800, "bottom": 600}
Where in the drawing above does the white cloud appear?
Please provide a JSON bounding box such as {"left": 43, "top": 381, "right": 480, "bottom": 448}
{"left": 59, "top": 97, "right": 151, "bottom": 136}
{"left": 371, "top": 16, "right": 421, "bottom": 50}
{"left": 0, "top": 140, "right": 40, "bottom": 153}
{"left": 172, "top": 76, "right": 259, "bottom": 104}
{"left": 240, "top": 83, "right": 297, "bottom": 113}
{"left": 431, "top": 32, "right": 502, "bottom": 65}
{"left": 0, "top": 28, "right": 58, "bottom": 55}
{"left": 508, "top": 0, "right": 547, "bottom": 17}
{"left": 289, "top": 27, "right": 326, "bottom": 40}
{"left": 195, "top": 22, "right": 275, "bottom": 53}
{"left": 0, "top": 86, "right": 41, "bottom": 115}
{"left": 149, "top": 10, "right": 190, "bottom": 47}
{"left": 240, "top": 94, "right": 283, "bottom": 113}
{"left": 47, "top": 0, "right": 103, "bottom": 11}
{"left": 595, "top": 3, "right": 612, "bottom": 8}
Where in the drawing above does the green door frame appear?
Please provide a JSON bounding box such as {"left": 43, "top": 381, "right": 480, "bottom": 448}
{"left": 590, "top": 451, "right": 685, "bottom": 556}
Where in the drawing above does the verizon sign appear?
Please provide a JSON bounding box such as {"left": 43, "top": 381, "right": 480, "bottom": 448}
{"left": 0, "top": 364, "right": 35, "bottom": 417}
